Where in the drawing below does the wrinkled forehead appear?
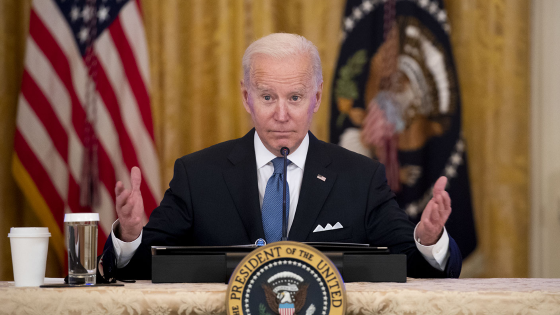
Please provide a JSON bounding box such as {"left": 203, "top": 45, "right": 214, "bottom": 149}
{"left": 248, "top": 54, "right": 315, "bottom": 89}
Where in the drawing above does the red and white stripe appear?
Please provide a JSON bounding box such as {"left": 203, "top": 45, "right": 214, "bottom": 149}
{"left": 14, "top": 0, "right": 160, "bottom": 260}
{"left": 280, "top": 308, "right": 295, "bottom": 315}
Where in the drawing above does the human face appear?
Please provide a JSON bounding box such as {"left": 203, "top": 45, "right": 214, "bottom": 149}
{"left": 241, "top": 54, "right": 323, "bottom": 156}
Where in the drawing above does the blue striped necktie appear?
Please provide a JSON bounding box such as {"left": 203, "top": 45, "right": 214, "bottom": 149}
{"left": 261, "top": 157, "right": 291, "bottom": 243}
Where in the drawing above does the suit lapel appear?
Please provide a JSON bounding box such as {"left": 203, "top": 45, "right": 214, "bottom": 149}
{"left": 222, "top": 129, "right": 266, "bottom": 243}
{"left": 288, "top": 132, "right": 337, "bottom": 241}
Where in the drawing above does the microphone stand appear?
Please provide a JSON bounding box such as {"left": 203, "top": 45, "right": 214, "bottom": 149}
{"left": 281, "top": 147, "right": 290, "bottom": 241}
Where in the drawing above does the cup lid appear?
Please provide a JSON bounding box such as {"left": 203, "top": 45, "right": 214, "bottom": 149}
{"left": 8, "top": 227, "right": 51, "bottom": 238}
{"left": 64, "top": 213, "right": 100, "bottom": 222}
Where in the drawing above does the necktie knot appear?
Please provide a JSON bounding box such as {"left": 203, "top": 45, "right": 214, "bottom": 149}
{"left": 271, "top": 157, "right": 291, "bottom": 174}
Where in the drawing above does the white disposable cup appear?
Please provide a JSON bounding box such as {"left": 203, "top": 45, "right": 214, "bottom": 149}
{"left": 8, "top": 227, "right": 51, "bottom": 287}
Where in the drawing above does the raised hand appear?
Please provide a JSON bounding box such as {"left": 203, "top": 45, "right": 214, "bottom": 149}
{"left": 416, "top": 176, "right": 452, "bottom": 246}
{"left": 115, "top": 166, "right": 145, "bottom": 242}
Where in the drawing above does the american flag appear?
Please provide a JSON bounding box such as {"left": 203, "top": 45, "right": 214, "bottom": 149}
{"left": 12, "top": 0, "right": 160, "bottom": 267}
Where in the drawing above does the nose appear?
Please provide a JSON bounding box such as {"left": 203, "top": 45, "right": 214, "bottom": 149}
{"left": 274, "top": 101, "right": 289, "bottom": 122}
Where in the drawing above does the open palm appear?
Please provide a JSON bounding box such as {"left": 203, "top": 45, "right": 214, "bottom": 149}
{"left": 416, "top": 176, "right": 452, "bottom": 245}
{"left": 115, "top": 166, "right": 145, "bottom": 242}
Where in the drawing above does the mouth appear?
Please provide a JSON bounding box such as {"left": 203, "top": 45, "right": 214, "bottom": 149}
{"left": 270, "top": 130, "right": 293, "bottom": 135}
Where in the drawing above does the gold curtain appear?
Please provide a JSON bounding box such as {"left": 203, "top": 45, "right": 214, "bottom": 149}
{"left": 142, "top": 0, "right": 345, "bottom": 188}
{"left": 0, "top": 0, "right": 529, "bottom": 280}
{"left": 0, "top": 0, "right": 36, "bottom": 280}
{"left": 444, "top": 0, "right": 530, "bottom": 277}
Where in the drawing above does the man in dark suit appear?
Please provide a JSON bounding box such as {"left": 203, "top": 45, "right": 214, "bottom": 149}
{"left": 104, "top": 33, "right": 461, "bottom": 280}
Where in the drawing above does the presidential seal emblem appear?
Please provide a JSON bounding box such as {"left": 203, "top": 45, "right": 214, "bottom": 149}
{"left": 226, "top": 241, "right": 346, "bottom": 315}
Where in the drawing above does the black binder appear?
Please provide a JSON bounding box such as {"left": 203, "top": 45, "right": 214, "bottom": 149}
{"left": 151, "top": 243, "right": 406, "bottom": 283}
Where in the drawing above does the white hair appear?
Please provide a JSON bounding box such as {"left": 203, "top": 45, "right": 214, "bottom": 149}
{"left": 242, "top": 33, "right": 323, "bottom": 89}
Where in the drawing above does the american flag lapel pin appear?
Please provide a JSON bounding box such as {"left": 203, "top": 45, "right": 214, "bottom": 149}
{"left": 317, "top": 174, "right": 326, "bottom": 182}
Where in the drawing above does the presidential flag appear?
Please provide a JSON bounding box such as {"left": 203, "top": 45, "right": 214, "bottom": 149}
{"left": 330, "top": 0, "right": 477, "bottom": 258}
{"left": 12, "top": 0, "right": 160, "bottom": 266}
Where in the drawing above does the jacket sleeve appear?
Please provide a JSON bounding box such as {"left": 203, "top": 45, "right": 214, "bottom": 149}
{"left": 98, "top": 158, "right": 195, "bottom": 280}
{"left": 365, "top": 163, "right": 462, "bottom": 278}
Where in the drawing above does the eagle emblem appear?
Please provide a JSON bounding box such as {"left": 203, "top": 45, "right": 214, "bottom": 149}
{"left": 226, "top": 242, "right": 345, "bottom": 315}
{"left": 262, "top": 271, "right": 310, "bottom": 315}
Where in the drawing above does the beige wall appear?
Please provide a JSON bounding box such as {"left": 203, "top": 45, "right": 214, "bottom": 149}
{"left": 531, "top": 0, "right": 560, "bottom": 278}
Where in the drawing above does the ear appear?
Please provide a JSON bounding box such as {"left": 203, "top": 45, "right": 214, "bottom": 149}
{"left": 313, "top": 81, "right": 323, "bottom": 113}
{"left": 240, "top": 79, "right": 252, "bottom": 114}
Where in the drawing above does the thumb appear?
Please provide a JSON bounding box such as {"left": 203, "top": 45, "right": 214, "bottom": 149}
{"left": 433, "top": 176, "right": 447, "bottom": 195}
{"left": 131, "top": 166, "right": 142, "bottom": 192}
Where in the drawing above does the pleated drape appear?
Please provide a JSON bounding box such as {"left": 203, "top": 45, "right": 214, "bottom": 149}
{"left": 445, "top": 0, "right": 530, "bottom": 277}
{"left": 142, "top": 0, "right": 345, "bottom": 186}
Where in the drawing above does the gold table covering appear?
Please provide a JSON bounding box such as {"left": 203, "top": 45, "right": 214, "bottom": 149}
{"left": 1, "top": 278, "right": 559, "bottom": 315}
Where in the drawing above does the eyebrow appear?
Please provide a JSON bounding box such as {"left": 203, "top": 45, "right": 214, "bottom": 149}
{"left": 290, "top": 87, "right": 307, "bottom": 94}
{"left": 255, "top": 85, "right": 308, "bottom": 94}
{"left": 255, "top": 85, "right": 274, "bottom": 93}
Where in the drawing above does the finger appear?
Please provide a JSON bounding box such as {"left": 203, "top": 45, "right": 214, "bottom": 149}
{"left": 116, "top": 190, "right": 132, "bottom": 209}
{"left": 435, "top": 193, "right": 451, "bottom": 223}
{"left": 436, "top": 194, "right": 445, "bottom": 213}
{"left": 427, "top": 195, "right": 440, "bottom": 221}
{"left": 115, "top": 181, "right": 125, "bottom": 197}
{"left": 441, "top": 190, "right": 451, "bottom": 211}
{"left": 422, "top": 198, "right": 435, "bottom": 221}
{"left": 131, "top": 166, "right": 142, "bottom": 192}
{"left": 433, "top": 176, "right": 448, "bottom": 194}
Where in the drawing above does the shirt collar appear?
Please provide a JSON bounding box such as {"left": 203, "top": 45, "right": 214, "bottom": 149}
{"left": 254, "top": 131, "right": 309, "bottom": 170}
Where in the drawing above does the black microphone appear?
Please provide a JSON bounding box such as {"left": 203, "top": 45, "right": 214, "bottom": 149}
{"left": 280, "top": 147, "right": 290, "bottom": 241}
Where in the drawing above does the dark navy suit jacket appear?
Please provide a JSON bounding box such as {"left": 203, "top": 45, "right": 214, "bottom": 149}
{"left": 103, "top": 129, "right": 461, "bottom": 280}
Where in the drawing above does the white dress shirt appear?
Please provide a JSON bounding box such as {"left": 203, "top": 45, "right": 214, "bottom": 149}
{"left": 112, "top": 131, "right": 450, "bottom": 270}
{"left": 254, "top": 131, "right": 308, "bottom": 234}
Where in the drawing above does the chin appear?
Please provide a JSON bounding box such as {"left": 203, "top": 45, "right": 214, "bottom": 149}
{"left": 268, "top": 142, "right": 291, "bottom": 153}
{"left": 270, "top": 136, "right": 293, "bottom": 146}
{"left": 273, "top": 143, "right": 292, "bottom": 151}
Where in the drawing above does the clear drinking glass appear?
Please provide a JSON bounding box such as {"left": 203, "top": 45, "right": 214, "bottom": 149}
{"left": 64, "top": 213, "right": 99, "bottom": 285}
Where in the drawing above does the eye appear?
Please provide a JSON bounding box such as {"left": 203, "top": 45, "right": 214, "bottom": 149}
{"left": 264, "top": 95, "right": 271, "bottom": 101}
{"left": 291, "top": 95, "right": 300, "bottom": 101}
